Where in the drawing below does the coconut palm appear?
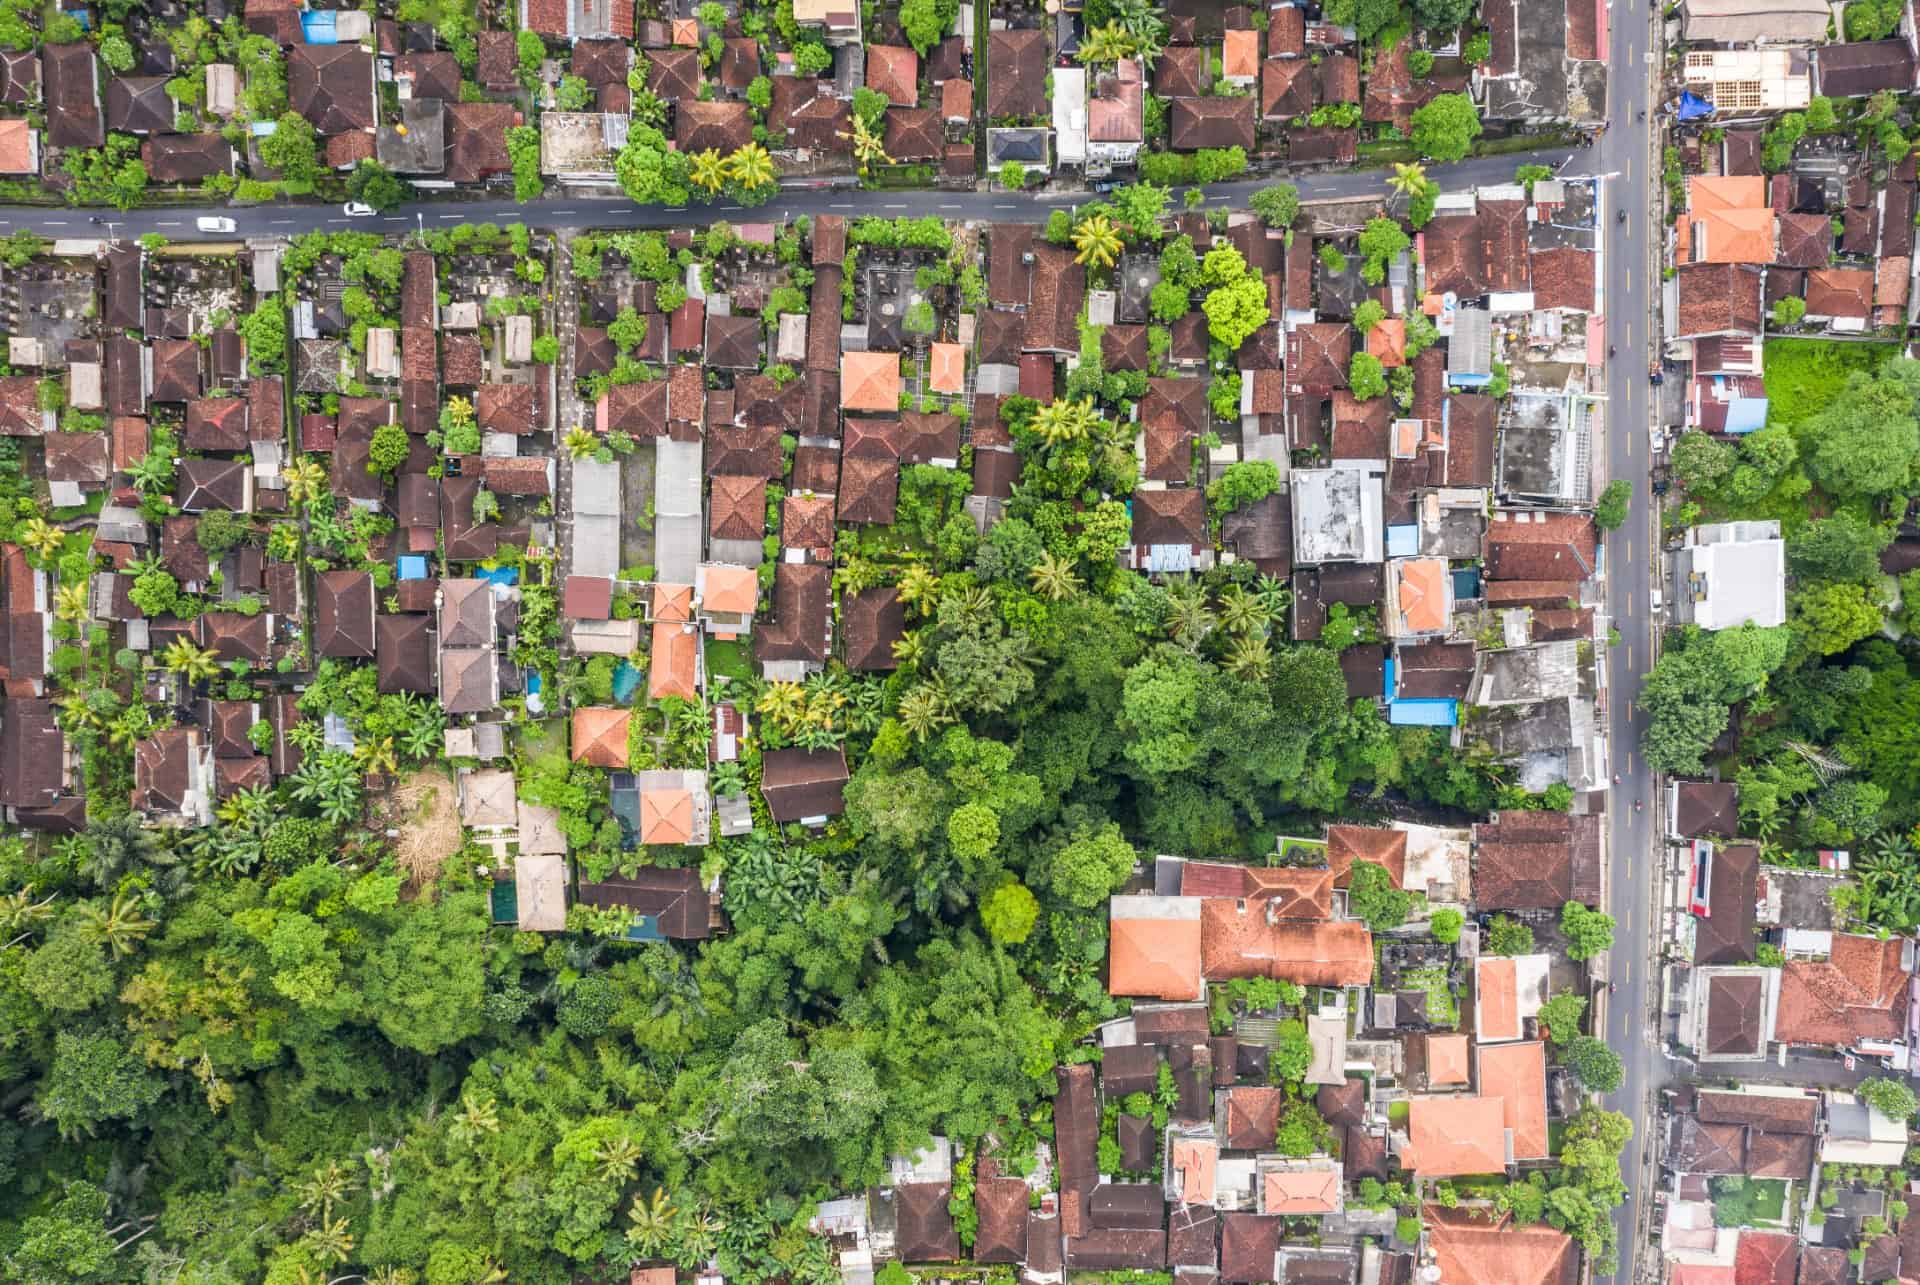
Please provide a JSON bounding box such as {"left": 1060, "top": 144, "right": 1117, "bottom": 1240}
{"left": 564, "top": 426, "right": 600, "bottom": 458}
{"left": 896, "top": 564, "right": 941, "bottom": 617}
{"left": 1072, "top": 212, "right": 1125, "bottom": 269}
{"left": 840, "top": 115, "right": 891, "bottom": 169}
{"left": 162, "top": 637, "right": 221, "bottom": 683}
{"left": 891, "top": 629, "right": 928, "bottom": 669}
{"left": 674, "top": 1206, "right": 721, "bottom": 1266}
{"left": 938, "top": 582, "right": 996, "bottom": 631}
{"left": 689, "top": 148, "right": 728, "bottom": 195}
{"left": 627, "top": 1188, "right": 679, "bottom": 1257}
{"left": 1216, "top": 584, "right": 1268, "bottom": 637}
{"left": 596, "top": 1134, "right": 642, "bottom": 1184}
{"left": 1164, "top": 576, "right": 1215, "bottom": 650}
{"left": 0, "top": 889, "right": 55, "bottom": 943}
{"left": 448, "top": 1092, "right": 500, "bottom": 1147}
{"left": 295, "top": 1162, "right": 358, "bottom": 1221}
{"left": 56, "top": 690, "right": 104, "bottom": 737}
{"left": 16, "top": 516, "right": 62, "bottom": 560}
{"left": 1032, "top": 397, "right": 1095, "bottom": 447}
{"left": 1029, "top": 550, "right": 1082, "bottom": 602}
{"left": 77, "top": 890, "right": 156, "bottom": 958}
{"left": 1112, "top": 0, "right": 1168, "bottom": 67}
{"left": 284, "top": 455, "right": 327, "bottom": 507}
{"left": 1222, "top": 633, "right": 1272, "bottom": 680}
{"left": 216, "top": 784, "right": 273, "bottom": 829}
{"left": 127, "top": 449, "right": 175, "bottom": 496}
{"left": 1387, "top": 161, "right": 1429, "bottom": 199}
{"left": 726, "top": 142, "right": 777, "bottom": 195}
{"left": 355, "top": 735, "right": 398, "bottom": 778}
{"left": 1077, "top": 20, "right": 1137, "bottom": 65}
{"left": 53, "top": 581, "right": 88, "bottom": 624}
{"left": 897, "top": 681, "right": 954, "bottom": 742}
{"left": 306, "top": 1217, "right": 354, "bottom": 1267}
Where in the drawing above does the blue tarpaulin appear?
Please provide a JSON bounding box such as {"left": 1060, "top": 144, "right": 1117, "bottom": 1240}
{"left": 1724, "top": 397, "right": 1769, "bottom": 434}
{"left": 396, "top": 554, "right": 428, "bottom": 580}
{"left": 301, "top": 10, "right": 338, "bottom": 42}
{"left": 1677, "top": 92, "right": 1714, "bottom": 121}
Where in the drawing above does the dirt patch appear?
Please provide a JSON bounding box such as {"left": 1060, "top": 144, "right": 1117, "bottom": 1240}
{"left": 388, "top": 765, "right": 462, "bottom": 889}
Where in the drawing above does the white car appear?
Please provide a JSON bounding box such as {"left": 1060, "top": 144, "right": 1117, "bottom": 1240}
{"left": 342, "top": 202, "right": 376, "bottom": 217}
{"left": 195, "top": 216, "right": 237, "bottom": 234}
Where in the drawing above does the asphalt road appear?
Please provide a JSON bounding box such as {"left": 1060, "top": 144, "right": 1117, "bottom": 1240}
{"left": 1591, "top": 3, "right": 1663, "bottom": 1280}
{"left": 0, "top": 149, "right": 1573, "bottom": 240}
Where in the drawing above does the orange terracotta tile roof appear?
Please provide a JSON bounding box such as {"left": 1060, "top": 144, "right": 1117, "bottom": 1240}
{"left": 1475, "top": 955, "right": 1521, "bottom": 1042}
{"left": 1326, "top": 824, "right": 1407, "bottom": 888}
{"left": 1774, "top": 933, "right": 1910, "bottom": 1048}
{"left": 1426, "top": 1032, "right": 1470, "bottom": 1086}
{"left": 1477, "top": 1040, "right": 1548, "bottom": 1160}
{"left": 701, "top": 564, "right": 759, "bottom": 616}
{"left": 1242, "top": 864, "right": 1335, "bottom": 919}
{"left": 1200, "top": 899, "right": 1373, "bottom": 986}
{"left": 928, "top": 341, "right": 966, "bottom": 394}
{"left": 1393, "top": 557, "right": 1449, "bottom": 634}
{"left": 1691, "top": 207, "right": 1776, "bottom": 264}
{"left": 940, "top": 77, "right": 971, "bottom": 120}
{"left": 649, "top": 621, "right": 699, "bottom": 701}
{"left": 1170, "top": 1138, "right": 1216, "bottom": 1205}
{"left": 571, "top": 706, "right": 631, "bottom": 767}
{"left": 0, "top": 118, "right": 32, "bottom": 174}
{"left": 1406, "top": 1095, "right": 1507, "bottom": 1177}
{"left": 653, "top": 582, "right": 693, "bottom": 622}
{"left": 1223, "top": 28, "right": 1261, "bottom": 79}
{"left": 1262, "top": 1167, "right": 1341, "bottom": 1214}
{"left": 1367, "top": 316, "right": 1406, "bottom": 367}
{"left": 841, "top": 350, "right": 902, "bottom": 412}
{"left": 1109, "top": 912, "right": 1204, "bottom": 1000}
{"left": 1427, "top": 1207, "right": 1576, "bottom": 1285}
{"left": 640, "top": 786, "right": 694, "bottom": 845}
{"left": 1689, "top": 174, "right": 1768, "bottom": 214}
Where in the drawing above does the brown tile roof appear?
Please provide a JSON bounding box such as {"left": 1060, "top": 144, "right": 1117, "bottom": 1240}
{"left": 1262, "top": 58, "right": 1316, "bottom": 117}
{"left": 290, "top": 45, "right": 375, "bottom": 134}
{"left": 1423, "top": 213, "right": 1486, "bottom": 297}
{"left": 1472, "top": 810, "right": 1603, "bottom": 910}
{"left": 1744, "top": 1129, "right": 1815, "bottom": 1179}
{"left": 1200, "top": 900, "right": 1372, "bottom": 986}
{"left": 569, "top": 37, "right": 629, "bottom": 86}
{"left": 1325, "top": 824, "right": 1407, "bottom": 889}
{"left": 1219, "top": 1213, "right": 1281, "bottom": 1283}
{"left": 151, "top": 339, "right": 201, "bottom": 403}
{"left": 1286, "top": 323, "right": 1351, "bottom": 391}
{"left": 708, "top": 473, "right": 766, "bottom": 544}
{"left": 1157, "top": 46, "right": 1209, "bottom": 98}
{"left": 43, "top": 44, "right": 103, "bottom": 149}
{"left": 781, "top": 494, "right": 835, "bottom": 551}
{"left": 194, "top": 610, "right": 269, "bottom": 663}
{"left": 988, "top": 223, "right": 1035, "bottom": 306}
{"left": 444, "top": 102, "right": 514, "bottom": 182}
{"left": 1528, "top": 246, "right": 1595, "bottom": 311}
{"left": 1774, "top": 212, "right": 1832, "bottom": 269}
{"left": 676, "top": 99, "right": 752, "bottom": 153}
{"left": 1427, "top": 1209, "right": 1575, "bottom": 1285}
{"left": 314, "top": 570, "right": 376, "bottom": 658}
{"left": 973, "top": 1176, "right": 1028, "bottom": 1264}
{"left": 1675, "top": 780, "right": 1739, "bottom": 837}
{"left": 885, "top": 105, "right": 944, "bottom": 160}
{"left": 1223, "top": 1085, "right": 1281, "bottom": 1149}
{"left": 1677, "top": 262, "right": 1765, "bottom": 338}
{"left": 1696, "top": 1089, "right": 1819, "bottom": 1134}
{"left": 476, "top": 30, "right": 517, "bottom": 88}
{"left": 1171, "top": 96, "right": 1256, "bottom": 151}
{"left": 477, "top": 383, "right": 537, "bottom": 435}
{"left": 1025, "top": 245, "right": 1086, "bottom": 353}
{"left": 1775, "top": 933, "right": 1910, "bottom": 1048}
{"left": 377, "top": 612, "right": 434, "bottom": 694}
{"left": 1131, "top": 486, "right": 1205, "bottom": 546}
{"left": 143, "top": 133, "right": 234, "bottom": 182}
{"left": 1734, "top": 1231, "right": 1798, "bottom": 1285}
{"left": 648, "top": 48, "right": 702, "bottom": 102}
{"left": 987, "top": 28, "right": 1047, "bottom": 116}
{"left": 755, "top": 562, "right": 832, "bottom": 666}
{"left": 1806, "top": 266, "right": 1874, "bottom": 320}
{"left": 866, "top": 43, "right": 920, "bottom": 107}
{"left": 571, "top": 706, "right": 631, "bottom": 768}
{"left": 1318, "top": 52, "right": 1359, "bottom": 103}
{"left": 759, "top": 744, "right": 847, "bottom": 822}
{"left": 1486, "top": 511, "right": 1597, "bottom": 581}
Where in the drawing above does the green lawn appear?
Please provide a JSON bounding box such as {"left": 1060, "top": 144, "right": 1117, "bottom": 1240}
{"left": 706, "top": 638, "right": 751, "bottom": 683}
{"left": 1710, "top": 1175, "right": 1789, "bottom": 1227}
{"left": 1763, "top": 337, "right": 1899, "bottom": 432}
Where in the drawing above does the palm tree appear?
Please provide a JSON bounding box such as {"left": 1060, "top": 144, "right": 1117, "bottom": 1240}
{"left": 295, "top": 1162, "right": 358, "bottom": 1221}
{"left": 1029, "top": 550, "right": 1082, "bottom": 601}
{"left": 1076, "top": 20, "right": 1136, "bottom": 65}
{"left": 291, "top": 750, "right": 363, "bottom": 825}
{"left": 1033, "top": 397, "right": 1095, "bottom": 447}
{"left": 1112, "top": 0, "right": 1168, "bottom": 67}
{"left": 938, "top": 582, "right": 996, "bottom": 632}
{"left": 215, "top": 784, "right": 272, "bottom": 829}
{"left": 1387, "top": 161, "right": 1429, "bottom": 199}
{"left": 448, "top": 1092, "right": 500, "bottom": 1147}
{"left": 755, "top": 681, "right": 806, "bottom": 735}
{"left": 1164, "top": 576, "right": 1215, "bottom": 650}
{"left": 162, "top": 637, "right": 221, "bottom": 683}
{"left": 76, "top": 813, "right": 155, "bottom": 889}
{"left": 1222, "top": 633, "right": 1272, "bottom": 680}
{"left": 563, "top": 426, "right": 600, "bottom": 458}
{"left": 1072, "top": 213, "right": 1125, "bottom": 269}
{"left": 53, "top": 581, "right": 88, "bottom": 624}
{"left": 897, "top": 682, "right": 954, "bottom": 742}
{"left": 627, "top": 1188, "right": 678, "bottom": 1257}
{"left": 673, "top": 1206, "right": 720, "bottom": 1267}
{"left": 306, "top": 1217, "right": 354, "bottom": 1267}
{"left": 284, "top": 456, "right": 327, "bottom": 507}
{"left": 726, "top": 142, "right": 777, "bottom": 195}
{"left": 689, "top": 148, "right": 728, "bottom": 195}
{"left": 77, "top": 890, "right": 156, "bottom": 958}
{"left": 896, "top": 564, "right": 941, "bottom": 617}
{"left": 0, "top": 888, "right": 55, "bottom": 944}
{"left": 596, "top": 1134, "right": 642, "bottom": 1184}
{"left": 840, "top": 115, "right": 891, "bottom": 169}
{"left": 355, "top": 735, "right": 398, "bottom": 778}
{"left": 891, "top": 629, "right": 927, "bottom": 669}
{"left": 1216, "top": 584, "right": 1268, "bottom": 638}
{"left": 56, "top": 691, "right": 104, "bottom": 737}
{"left": 1251, "top": 573, "right": 1292, "bottom": 620}
{"left": 16, "top": 516, "right": 62, "bottom": 560}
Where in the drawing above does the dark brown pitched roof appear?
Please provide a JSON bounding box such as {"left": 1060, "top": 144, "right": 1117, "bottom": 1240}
{"left": 841, "top": 587, "right": 904, "bottom": 670}
{"left": 894, "top": 1182, "right": 959, "bottom": 1262}
{"left": 1025, "top": 246, "right": 1085, "bottom": 354}
{"left": 1220, "top": 1213, "right": 1282, "bottom": 1284}
{"left": 759, "top": 745, "right": 848, "bottom": 822}
{"left": 1132, "top": 487, "right": 1205, "bottom": 547}
{"left": 885, "top": 106, "right": 943, "bottom": 160}
{"left": 186, "top": 396, "right": 249, "bottom": 452}
{"left": 0, "top": 697, "right": 63, "bottom": 809}
{"left": 754, "top": 562, "right": 832, "bottom": 665}
{"left": 1674, "top": 780, "right": 1739, "bottom": 837}
{"left": 43, "top": 44, "right": 103, "bottom": 149}
{"left": 987, "top": 28, "right": 1047, "bottom": 116}
{"left": 1677, "top": 262, "right": 1764, "bottom": 338}
{"left": 708, "top": 473, "right": 766, "bottom": 543}
{"left": 107, "top": 74, "right": 175, "bottom": 133}
{"left": 577, "top": 867, "right": 711, "bottom": 938}
{"left": 194, "top": 610, "right": 269, "bottom": 663}
{"left": 1423, "top": 214, "right": 1486, "bottom": 297}
{"left": 973, "top": 1176, "right": 1029, "bottom": 1264}
{"left": 1774, "top": 212, "right": 1832, "bottom": 269}
{"left": 444, "top": 102, "right": 514, "bottom": 182}
{"left": 289, "top": 45, "right": 375, "bottom": 134}
{"left": 143, "top": 134, "right": 234, "bottom": 182}
{"left": 314, "top": 570, "right": 376, "bottom": 658}
{"left": 175, "top": 457, "right": 250, "bottom": 512}
{"left": 704, "top": 312, "right": 762, "bottom": 369}
{"left": 1157, "top": 46, "right": 1209, "bottom": 97}
{"left": 1171, "top": 96, "right": 1256, "bottom": 150}
{"left": 376, "top": 611, "right": 434, "bottom": 694}
{"left": 1471, "top": 810, "right": 1604, "bottom": 911}
{"left": 1806, "top": 266, "right": 1874, "bottom": 320}
{"left": 677, "top": 100, "right": 753, "bottom": 153}
{"left": 1054, "top": 1062, "right": 1098, "bottom": 1188}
